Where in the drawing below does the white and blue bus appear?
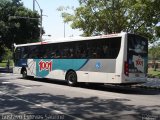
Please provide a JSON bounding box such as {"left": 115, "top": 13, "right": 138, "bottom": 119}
{"left": 13, "top": 32, "right": 148, "bottom": 86}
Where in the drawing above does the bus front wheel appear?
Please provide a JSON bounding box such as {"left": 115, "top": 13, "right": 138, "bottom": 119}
{"left": 66, "top": 71, "right": 77, "bottom": 87}
{"left": 22, "top": 70, "right": 27, "bottom": 79}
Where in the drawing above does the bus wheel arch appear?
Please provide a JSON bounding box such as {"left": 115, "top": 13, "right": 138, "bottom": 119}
{"left": 21, "top": 67, "right": 27, "bottom": 79}
{"left": 65, "top": 70, "right": 77, "bottom": 87}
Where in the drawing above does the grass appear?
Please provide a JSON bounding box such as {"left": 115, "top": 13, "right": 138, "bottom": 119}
{"left": 0, "top": 60, "right": 13, "bottom": 68}
{"left": 148, "top": 68, "right": 160, "bottom": 78}
{"left": 0, "top": 62, "right": 6, "bottom": 67}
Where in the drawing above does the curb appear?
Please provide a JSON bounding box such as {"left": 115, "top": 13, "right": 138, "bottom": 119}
{"left": 137, "top": 85, "right": 160, "bottom": 90}
{"left": 0, "top": 67, "right": 13, "bottom": 73}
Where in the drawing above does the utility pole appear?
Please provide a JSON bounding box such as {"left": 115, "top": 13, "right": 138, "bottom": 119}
{"left": 33, "top": 0, "right": 35, "bottom": 11}
{"left": 40, "top": 9, "right": 43, "bottom": 40}
{"left": 33, "top": 0, "right": 43, "bottom": 41}
{"left": 64, "top": 22, "right": 65, "bottom": 38}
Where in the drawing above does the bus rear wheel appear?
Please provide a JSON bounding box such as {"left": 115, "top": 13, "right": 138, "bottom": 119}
{"left": 66, "top": 71, "right": 77, "bottom": 87}
{"left": 22, "top": 70, "right": 27, "bottom": 79}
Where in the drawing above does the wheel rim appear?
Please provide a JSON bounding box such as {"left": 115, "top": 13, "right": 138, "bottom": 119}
{"left": 67, "top": 72, "right": 77, "bottom": 85}
{"left": 23, "top": 71, "right": 27, "bottom": 78}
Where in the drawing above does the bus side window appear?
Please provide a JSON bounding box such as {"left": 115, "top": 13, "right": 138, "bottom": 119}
{"left": 55, "top": 50, "right": 60, "bottom": 58}
{"left": 69, "top": 48, "right": 74, "bottom": 58}
{"left": 96, "top": 47, "right": 103, "bottom": 58}
{"left": 21, "top": 47, "right": 28, "bottom": 59}
{"left": 63, "top": 49, "right": 68, "bottom": 58}
{"left": 103, "top": 45, "right": 108, "bottom": 58}
{"left": 43, "top": 48, "right": 50, "bottom": 58}
{"left": 80, "top": 50, "right": 86, "bottom": 58}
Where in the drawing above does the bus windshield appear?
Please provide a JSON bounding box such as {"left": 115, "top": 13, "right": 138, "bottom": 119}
{"left": 128, "top": 34, "right": 148, "bottom": 74}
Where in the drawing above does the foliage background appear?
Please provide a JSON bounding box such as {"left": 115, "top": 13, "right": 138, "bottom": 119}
{"left": 58, "top": 0, "right": 160, "bottom": 66}
{"left": 0, "top": 0, "right": 41, "bottom": 61}
{"left": 59, "top": 0, "right": 160, "bottom": 40}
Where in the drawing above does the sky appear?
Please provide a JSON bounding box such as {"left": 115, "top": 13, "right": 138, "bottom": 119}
{"left": 21, "top": 0, "right": 82, "bottom": 40}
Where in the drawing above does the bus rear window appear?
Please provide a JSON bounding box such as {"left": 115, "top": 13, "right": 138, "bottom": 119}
{"left": 127, "top": 34, "right": 148, "bottom": 73}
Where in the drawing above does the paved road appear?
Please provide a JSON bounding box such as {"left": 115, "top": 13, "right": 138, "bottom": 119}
{"left": 0, "top": 73, "right": 160, "bottom": 120}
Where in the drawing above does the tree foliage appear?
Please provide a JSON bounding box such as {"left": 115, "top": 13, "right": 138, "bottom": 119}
{"left": 149, "top": 44, "right": 160, "bottom": 71}
{"left": 1, "top": 45, "right": 12, "bottom": 60}
{"left": 0, "top": 0, "right": 41, "bottom": 49}
{"left": 149, "top": 45, "right": 160, "bottom": 61}
{"left": 58, "top": 0, "right": 160, "bottom": 40}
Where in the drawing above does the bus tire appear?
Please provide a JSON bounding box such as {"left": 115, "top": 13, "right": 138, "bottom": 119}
{"left": 22, "top": 69, "right": 27, "bottom": 79}
{"left": 66, "top": 71, "right": 77, "bottom": 87}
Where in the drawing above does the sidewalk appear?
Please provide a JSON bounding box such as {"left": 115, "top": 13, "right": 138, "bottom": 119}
{"left": 137, "top": 78, "right": 160, "bottom": 90}
{"left": 0, "top": 67, "right": 13, "bottom": 73}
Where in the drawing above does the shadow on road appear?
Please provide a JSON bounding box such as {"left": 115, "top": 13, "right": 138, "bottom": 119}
{"left": 0, "top": 76, "right": 160, "bottom": 120}
{"left": 21, "top": 77, "right": 160, "bottom": 95}
{"left": 0, "top": 82, "right": 159, "bottom": 120}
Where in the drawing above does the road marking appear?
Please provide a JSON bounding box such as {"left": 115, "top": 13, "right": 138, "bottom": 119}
{"left": 35, "top": 104, "right": 43, "bottom": 107}
{"left": 2, "top": 82, "right": 11, "bottom": 84}
{"left": 0, "top": 91, "right": 84, "bottom": 120}
{"left": 15, "top": 84, "right": 32, "bottom": 89}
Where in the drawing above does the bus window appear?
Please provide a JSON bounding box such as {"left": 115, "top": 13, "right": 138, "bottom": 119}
{"left": 15, "top": 47, "right": 22, "bottom": 60}
{"left": 86, "top": 37, "right": 121, "bottom": 59}
{"left": 105, "top": 37, "right": 121, "bottom": 59}
{"left": 128, "top": 34, "right": 148, "bottom": 73}
{"left": 28, "top": 45, "right": 40, "bottom": 59}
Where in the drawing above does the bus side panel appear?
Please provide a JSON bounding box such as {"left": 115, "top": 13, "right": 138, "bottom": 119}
{"left": 45, "top": 70, "right": 66, "bottom": 80}
{"left": 79, "top": 59, "right": 120, "bottom": 83}
{"left": 88, "top": 72, "right": 108, "bottom": 83}
{"left": 115, "top": 33, "right": 127, "bottom": 83}
{"left": 33, "top": 59, "right": 88, "bottom": 79}
{"left": 108, "top": 73, "right": 122, "bottom": 84}
{"left": 88, "top": 59, "right": 115, "bottom": 83}
{"left": 13, "top": 59, "right": 28, "bottom": 75}
{"left": 13, "top": 67, "right": 21, "bottom": 74}
{"left": 80, "top": 59, "right": 116, "bottom": 73}
{"left": 78, "top": 72, "right": 121, "bottom": 84}
{"left": 76, "top": 71, "right": 89, "bottom": 82}
{"left": 26, "top": 59, "right": 36, "bottom": 77}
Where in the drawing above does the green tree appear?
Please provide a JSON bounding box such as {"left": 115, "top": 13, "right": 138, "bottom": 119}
{"left": 149, "top": 45, "right": 160, "bottom": 71}
{"left": 149, "top": 37, "right": 160, "bottom": 71}
{"left": 0, "top": 0, "right": 41, "bottom": 49}
{"left": 58, "top": 0, "right": 160, "bottom": 39}
{"left": 1, "top": 45, "right": 12, "bottom": 61}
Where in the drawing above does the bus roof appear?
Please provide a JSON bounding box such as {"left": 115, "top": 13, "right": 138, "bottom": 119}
{"left": 14, "top": 32, "right": 126, "bottom": 47}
